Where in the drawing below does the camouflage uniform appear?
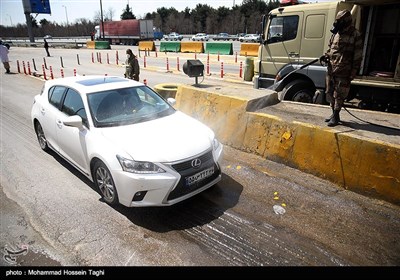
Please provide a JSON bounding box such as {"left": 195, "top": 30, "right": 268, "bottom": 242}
{"left": 324, "top": 10, "right": 363, "bottom": 126}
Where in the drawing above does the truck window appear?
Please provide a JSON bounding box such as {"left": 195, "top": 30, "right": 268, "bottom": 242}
{"left": 268, "top": 15, "right": 299, "bottom": 43}
{"left": 305, "top": 14, "right": 325, "bottom": 39}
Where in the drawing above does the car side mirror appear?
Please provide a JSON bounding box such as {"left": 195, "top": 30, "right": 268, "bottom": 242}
{"left": 63, "top": 115, "right": 83, "bottom": 129}
{"left": 167, "top": 98, "right": 176, "bottom": 106}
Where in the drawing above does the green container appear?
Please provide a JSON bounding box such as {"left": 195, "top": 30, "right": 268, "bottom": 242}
{"left": 95, "top": 41, "right": 111, "bottom": 49}
{"left": 159, "top": 42, "right": 181, "bottom": 52}
{"left": 205, "top": 42, "right": 233, "bottom": 55}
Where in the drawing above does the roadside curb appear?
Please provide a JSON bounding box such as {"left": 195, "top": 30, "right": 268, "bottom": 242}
{"left": 174, "top": 84, "right": 400, "bottom": 205}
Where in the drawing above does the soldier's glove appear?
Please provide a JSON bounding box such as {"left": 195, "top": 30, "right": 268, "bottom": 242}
{"left": 319, "top": 54, "right": 327, "bottom": 63}
{"left": 319, "top": 54, "right": 329, "bottom": 66}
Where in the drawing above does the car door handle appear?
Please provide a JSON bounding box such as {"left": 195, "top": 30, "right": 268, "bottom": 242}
{"left": 56, "top": 119, "right": 63, "bottom": 128}
{"left": 289, "top": 52, "right": 299, "bottom": 57}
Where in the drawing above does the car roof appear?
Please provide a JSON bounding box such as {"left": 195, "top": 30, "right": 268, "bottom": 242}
{"left": 44, "top": 75, "right": 143, "bottom": 94}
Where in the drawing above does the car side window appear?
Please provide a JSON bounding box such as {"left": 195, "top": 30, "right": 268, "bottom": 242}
{"left": 49, "top": 86, "right": 66, "bottom": 109}
{"left": 62, "top": 88, "right": 88, "bottom": 127}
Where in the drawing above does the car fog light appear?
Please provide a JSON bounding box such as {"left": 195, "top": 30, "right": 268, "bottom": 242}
{"left": 132, "top": 191, "right": 147, "bottom": 202}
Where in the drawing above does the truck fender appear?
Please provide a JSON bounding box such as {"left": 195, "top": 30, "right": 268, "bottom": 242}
{"left": 276, "top": 63, "right": 327, "bottom": 91}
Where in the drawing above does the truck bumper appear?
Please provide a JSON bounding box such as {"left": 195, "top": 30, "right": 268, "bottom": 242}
{"left": 253, "top": 75, "right": 275, "bottom": 89}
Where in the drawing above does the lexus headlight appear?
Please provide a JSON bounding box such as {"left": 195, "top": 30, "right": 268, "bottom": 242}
{"left": 117, "top": 155, "right": 165, "bottom": 174}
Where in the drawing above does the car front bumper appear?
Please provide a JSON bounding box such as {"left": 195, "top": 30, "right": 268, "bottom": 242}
{"left": 112, "top": 146, "right": 223, "bottom": 207}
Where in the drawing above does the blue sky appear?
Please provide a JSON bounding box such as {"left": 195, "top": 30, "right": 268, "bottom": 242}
{"left": 1, "top": 0, "right": 332, "bottom": 27}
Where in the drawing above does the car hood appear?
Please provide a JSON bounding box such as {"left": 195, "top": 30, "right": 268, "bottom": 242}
{"left": 99, "top": 111, "right": 215, "bottom": 162}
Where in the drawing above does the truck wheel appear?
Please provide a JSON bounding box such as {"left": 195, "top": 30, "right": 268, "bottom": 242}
{"left": 282, "top": 80, "right": 315, "bottom": 103}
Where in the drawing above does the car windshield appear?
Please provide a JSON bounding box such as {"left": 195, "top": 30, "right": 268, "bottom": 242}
{"left": 87, "top": 85, "right": 175, "bottom": 128}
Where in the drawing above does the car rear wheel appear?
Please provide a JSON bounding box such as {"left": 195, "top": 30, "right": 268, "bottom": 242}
{"left": 35, "top": 121, "right": 49, "bottom": 152}
{"left": 93, "top": 161, "right": 119, "bottom": 205}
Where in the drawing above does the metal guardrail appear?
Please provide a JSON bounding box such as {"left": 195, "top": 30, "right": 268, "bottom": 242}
{"left": 3, "top": 37, "right": 90, "bottom": 48}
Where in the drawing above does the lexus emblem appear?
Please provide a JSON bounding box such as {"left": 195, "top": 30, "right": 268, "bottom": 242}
{"left": 191, "top": 158, "right": 202, "bottom": 169}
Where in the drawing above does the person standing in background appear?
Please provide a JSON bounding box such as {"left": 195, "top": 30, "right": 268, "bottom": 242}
{"left": 124, "top": 49, "right": 140, "bottom": 81}
{"left": 0, "top": 41, "right": 11, "bottom": 74}
{"left": 44, "top": 39, "right": 50, "bottom": 57}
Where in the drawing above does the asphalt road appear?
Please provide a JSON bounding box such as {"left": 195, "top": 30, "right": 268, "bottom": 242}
{"left": 1, "top": 50, "right": 400, "bottom": 268}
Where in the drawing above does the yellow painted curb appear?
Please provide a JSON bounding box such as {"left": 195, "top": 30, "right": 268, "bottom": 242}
{"left": 175, "top": 84, "right": 400, "bottom": 205}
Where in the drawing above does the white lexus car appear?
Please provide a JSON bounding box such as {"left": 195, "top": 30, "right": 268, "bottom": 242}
{"left": 31, "top": 76, "right": 223, "bottom": 207}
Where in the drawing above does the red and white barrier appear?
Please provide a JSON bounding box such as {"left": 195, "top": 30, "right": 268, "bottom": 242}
{"left": 42, "top": 64, "right": 47, "bottom": 80}
{"left": 50, "top": 66, "right": 54, "bottom": 79}
{"left": 27, "top": 61, "right": 31, "bottom": 75}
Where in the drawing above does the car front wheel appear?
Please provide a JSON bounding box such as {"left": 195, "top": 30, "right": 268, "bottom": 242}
{"left": 34, "top": 121, "right": 49, "bottom": 152}
{"left": 93, "top": 161, "right": 119, "bottom": 205}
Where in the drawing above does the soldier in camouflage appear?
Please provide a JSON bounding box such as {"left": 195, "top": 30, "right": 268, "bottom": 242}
{"left": 322, "top": 9, "right": 363, "bottom": 127}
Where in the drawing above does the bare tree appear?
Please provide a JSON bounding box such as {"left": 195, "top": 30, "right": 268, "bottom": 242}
{"left": 106, "top": 7, "right": 115, "bottom": 21}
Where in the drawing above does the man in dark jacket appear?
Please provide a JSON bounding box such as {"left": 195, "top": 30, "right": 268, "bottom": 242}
{"left": 124, "top": 49, "right": 140, "bottom": 81}
{"left": 322, "top": 9, "right": 363, "bottom": 127}
{"left": 44, "top": 39, "right": 50, "bottom": 57}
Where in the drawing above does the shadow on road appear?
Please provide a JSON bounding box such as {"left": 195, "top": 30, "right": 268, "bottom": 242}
{"left": 47, "top": 150, "right": 243, "bottom": 232}
{"left": 113, "top": 173, "right": 243, "bottom": 233}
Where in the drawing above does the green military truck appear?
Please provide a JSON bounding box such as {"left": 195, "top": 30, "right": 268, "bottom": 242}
{"left": 254, "top": 0, "right": 400, "bottom": 113}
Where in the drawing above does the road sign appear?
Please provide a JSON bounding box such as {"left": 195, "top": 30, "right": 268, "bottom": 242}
{"left": 22, "top": 0, "right": 51, "bottom": 14}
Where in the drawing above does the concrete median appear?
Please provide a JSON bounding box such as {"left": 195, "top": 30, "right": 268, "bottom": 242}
{"left": 205, "top": 42, "right": 233, "bottom": 55}
{"left": 181, "top": 42, "right": 204, "bottom": 53}
{"left": 174, "top": 84, "right": 400, "bottom": 205}
{"left": 86, "top": 40, "right": 95, "bottom": 49}
{"left": 240, "top": 43, "right": 259, "bottom": 57}
{"left": 138, "top": 41, "right": 156, "bottom": 51}
{"left": 159, "top": 41, "right": 181, "bottom": 52}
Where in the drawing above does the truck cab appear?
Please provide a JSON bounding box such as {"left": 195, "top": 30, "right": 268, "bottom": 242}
{"left": 254, "top": 0, "right": 400, "bottom": 113}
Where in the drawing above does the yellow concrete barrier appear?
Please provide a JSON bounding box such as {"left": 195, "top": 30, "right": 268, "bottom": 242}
{"left": 180, "top": 41, "right": 204, "bottom": 53}
{"left": 175, "top": 84, "right": 400, "bottom": 205}
{"left": 154, "top": 83, "right": 182, "bottom": 99}
{"left": 240, "top": 43, "right": 259, "bottom": 57}
{"left": 86, "top": 40, "right": 95, "bottom": 49}
{"left": 175, "top": 86, "right": 248, "bottom": 147}
{"left": 138, "top": 41, "right": 155, "bottom": 51}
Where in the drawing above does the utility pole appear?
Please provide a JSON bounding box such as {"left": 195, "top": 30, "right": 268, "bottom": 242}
{"left": 25, "top": 12, "right": 34, "bottom": 42}
{"left": 7, "top": 14, "right": 13, "bottom": 26}
{"left": 100, "top": 0, "right": 105, "bottom": 40}
{"left": 62, "top": 5, "right": 69, "bottom": 26}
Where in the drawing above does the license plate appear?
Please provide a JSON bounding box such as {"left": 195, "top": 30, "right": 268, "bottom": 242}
{"left": 185, "top": 166, "right": 214, "bottom": 186}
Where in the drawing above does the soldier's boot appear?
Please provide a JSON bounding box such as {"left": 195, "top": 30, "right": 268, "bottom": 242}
{"left": 327, "top": 110, "right": 341, "bottom": 127}
{"left": 324, "top": 107, "right": 335, "bottom": 122}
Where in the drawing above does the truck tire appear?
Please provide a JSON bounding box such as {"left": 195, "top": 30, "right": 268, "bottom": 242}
{"left": 281, "top": 80, "right": 315, "bottom": 103}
